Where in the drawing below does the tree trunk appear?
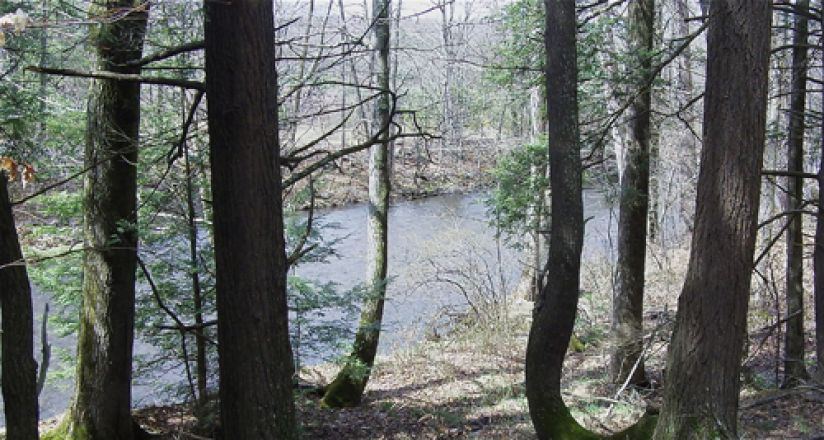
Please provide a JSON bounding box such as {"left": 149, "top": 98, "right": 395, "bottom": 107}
{"left": 67, "top": 2, "right": 147, "bottom": 439}
{"left": 672, "top": 0, "right": 699, "bottom": 238}
{"left": 524, "top": 1, "right": 591, "bottom": 437}
{"left": 782, "top": 0, "right": 810, "bottom": 388}
{"left": 611, "top": 0, "right": 654, "bottom": 388}
{"left": 203, "top": 1, "right": 297, "bottom": 438}
{"left": 322, "top": 0, "right": 392, "bottom": 408}
{"left": 815, "top": 8, "right": 824, "bottom": 379}
{"left": 0, "top": 177, "right": 40, "bottom": 440}
{"left": 184, "top": 141, "right": 208, "bottom": 405}
{"left": 652, "top": 1, "right": 771, "bottom": 438}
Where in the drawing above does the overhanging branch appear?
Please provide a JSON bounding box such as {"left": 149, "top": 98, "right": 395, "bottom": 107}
{"left": 26, "top": 66, "right": 206, "bottom": 91}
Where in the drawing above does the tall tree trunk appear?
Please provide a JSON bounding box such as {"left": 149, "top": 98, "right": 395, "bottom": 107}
{"left": 67, "top": 2, "right": 147, "bottom": 439}
{"left": 652, "top": 1, "right": 771, "bottom": 438}
{"left": 184, "top": 140, "right": 208, "bottom": 405}
{"left": 524, "top": 1, "right": 590, "bottom": 437}
{"left": 439, "top": 0, "right": 460, "bottom": 152}
{"left": 203, "top": 1, "right": 297, "bottom": 438}
{"left": 0, "top": 177, "right": 39, "bottom": 440}
{"left": 782, "top": 0, "right": 810, "bottom": 388}
{"left": 673, "top": 0, "right": 699, "bottom": 236}
{"left": 389, "top": 0, "right": 402, "bottom": 176}
{"left": 322, "top": 0, "right": 392, "bottom": 408}
{"left": 611, "top": 0, "right": 654, "bottom": 387}
{"left": 815, "top": 8, "right": 824, "bottom": 379}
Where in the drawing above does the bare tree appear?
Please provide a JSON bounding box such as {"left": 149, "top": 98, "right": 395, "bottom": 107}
{"left": 322, "top": 0, "right": 393, "bottom": 407}
{"left": 611, "top": 0, "right": 654, "bottom": 388}
{"left": 782, "top": 0, "right": 810, "bottom": 388}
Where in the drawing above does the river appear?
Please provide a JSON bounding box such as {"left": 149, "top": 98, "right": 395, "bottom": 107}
{"left": 1, "top": 190, "right": 617, "bottom": 425}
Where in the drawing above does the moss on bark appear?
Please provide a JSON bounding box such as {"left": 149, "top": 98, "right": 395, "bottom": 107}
{"left": 320, "top": 365, "right": 368, "bottom": 408}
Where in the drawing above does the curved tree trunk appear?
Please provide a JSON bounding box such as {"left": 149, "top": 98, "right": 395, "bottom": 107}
{"left": 652, "top": 1, "right": 771, "bottom": 438}
{"left": 782, "top": 0, "right": 810, "bottom": 388}
{"left": 0, "top": 177, "right": 39, "bottom": 440}
{"left": 524, "top": 1, "right": 591, "bottom": 437}
{"left": 203, "top": 1, "right": 297, "bottom": 438}
{"left": 611, "top": 0, "right": 654, "bottom": 388}
{"left": 67, "top": 2, "right": 147, "bottom": 439}
{"left": 322, "top": 0, "right": 392, "bottom": 408}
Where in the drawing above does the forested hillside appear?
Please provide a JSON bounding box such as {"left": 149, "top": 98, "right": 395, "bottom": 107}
{"left": 0, "top": 0, "right": 822, "bottom": 439}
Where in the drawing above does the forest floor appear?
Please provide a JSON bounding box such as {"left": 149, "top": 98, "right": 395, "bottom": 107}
{"left": 130, "top": 246, "right": 824, "bottom": 439}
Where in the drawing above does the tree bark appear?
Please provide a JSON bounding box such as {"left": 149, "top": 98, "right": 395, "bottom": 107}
{"left": 322, "top": 0, "right": 392, "bottom": 408}
{"left": 67, "top": 2, "right": 147, "bottom": 439}
{"left": 525, "top": 1, "right": 592, "bottom": 437}
{"left": 815, "top": 7, "right": 824, "bottom": 379}
{"left": 611, "top": 0, "right": 654, "bottom": 388}
{"left": 0, "top": 177, "right": 40, "bottom": 440}
{"left": 652, "top": 1, "right": 771, "bottom": 438}
{"left": 203, "top": 1, "right": 297, "bottom": 438}
{"left": 782, "top": 0, "right": 810, "bottom": 388}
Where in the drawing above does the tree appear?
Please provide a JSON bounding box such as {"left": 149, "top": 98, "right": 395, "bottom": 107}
{"left": 65, "top": 2, "right": 148, "bottom": 439}
{"left": 203, "top": 0, "right": 297, "bottom": 438}
{"left": 815, "top": 4, "right": 824, "bottom": 381}
{"left": 0, "top": 175, "right": 39, "bottom": 440}
{"left": 611, "top": 0, "right": 654, "bottom": 387}
{"left": 524, "top": 0, "right": 588, "bottom": 437}
{"left": 652, "top": 0, "right": 771, "bottom": 437}
{"left": 782, "top": 0, "right": 810, "bottom": 388}
{"left": 322, "top": 0, "right": 392, "bottom": 408}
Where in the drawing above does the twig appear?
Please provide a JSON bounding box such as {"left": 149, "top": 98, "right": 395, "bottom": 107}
{"left": 136, "top": 255, "right": 217, "bottom": 348}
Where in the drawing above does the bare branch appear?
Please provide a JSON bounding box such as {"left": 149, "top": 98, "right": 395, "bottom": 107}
{"left": 26, "top": 66, "right": 206, "bottom": 91}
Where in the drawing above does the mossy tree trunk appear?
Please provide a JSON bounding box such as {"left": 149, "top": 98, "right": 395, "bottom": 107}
{"left": 67, "top": 2, "right": 147, "bottom": 439}
{"left": 782, "top": 0, "right": 810, "bottom": 388}
{"left": 611, "top": 0, "right": 654, "bottom": 388}
{"left": 652, "top": 1, "right": 771, "bottom": 438}
{"left": 321, "top": 0, "right": 392, "bottom": 408}
{"left": 203, "top": 1, "right": 297, "bottom": 438}
{"left": 0, "top": 177, "right": 40, "bottom": 440}
{"left": 524, "top": 1, "right": 590, "bottom": 437}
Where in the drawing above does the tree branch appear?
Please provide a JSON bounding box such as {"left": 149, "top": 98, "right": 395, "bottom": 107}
{"left": 761, "top": 169, "right": 818, "bottom": 179}
{"left": 123, "top": 40, "right": 205, "bottom": 67}
{"left": 26, "top": 66, "right": 205, "bottom": 91}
